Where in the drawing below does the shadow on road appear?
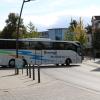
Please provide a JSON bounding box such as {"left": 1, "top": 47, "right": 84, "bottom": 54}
{"left": 0, "top": 64, "right": 80, "bottom": 70}
{"left": 39, "top": 64, "right": 80, "bottom": 69}
{"left": 0, "top": 74, "right": 16, "bottom": 78}
{"left": 91, "top": 67, "right": 100, "bottom": 72}
{"left": 0, "top": 67, "right": 14, "bottom": 70}
{"left": 95, "top": 60, "right": 100, "bottom": 64}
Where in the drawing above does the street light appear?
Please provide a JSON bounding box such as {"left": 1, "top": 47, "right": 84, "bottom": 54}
{"left": 15, "top": 0, "right": 35, "bottom": 74}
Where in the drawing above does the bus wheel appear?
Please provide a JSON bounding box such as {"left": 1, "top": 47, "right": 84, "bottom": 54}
{"left": 61, "top": 64, "right": 64, "bottom": 66}
{"left": 56, "top": 64, "right": 59, "bottom": 66}
{"left": 66, "top": 58, "right": 71, "bottom": 66}
{"left": 8, "top": 59, "right": 15, "bottom": 68}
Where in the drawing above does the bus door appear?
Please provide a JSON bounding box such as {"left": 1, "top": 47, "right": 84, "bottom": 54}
{"left": 35, "top": 50, "right": 42, "bottom": 65}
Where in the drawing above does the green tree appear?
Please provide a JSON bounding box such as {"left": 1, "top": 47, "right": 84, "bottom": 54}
{"left": 69, "top": 19, "right": 77, "bottom": 32}
{"left": 65, "top": 18, "right": 87, "bottom": 47}
{"left": 0, "top": 30, "right": 1, "bottom": 35}
{"left": 27, "top": 21, "right": 36, "bottom": 33}
{"left": 64, "top": 19, "right": 77, "bottom": 41}
{"left": 21, "top": 21, "right": 40, "bottom": 38}
{"left": 1, "top": 13, "right": 26, "bottom": 39}
{"left": 64, "top": 30, "right": 75, "bottom": 41}
{"left": 73, "top": 18, "right": 87, "bottom": 47}
{"left": 85, "top": 25, "right": 92, "bottom": 34}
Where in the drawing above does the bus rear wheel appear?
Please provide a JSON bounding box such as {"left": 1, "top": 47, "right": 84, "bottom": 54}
{"left": 8, "top": 59, "right": 15, "bottom": 68}
{"left": 65, "top": 58, "right": 71, "bottom": 66}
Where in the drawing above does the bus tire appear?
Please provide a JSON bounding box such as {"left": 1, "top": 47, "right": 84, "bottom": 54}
{"left": 65, "top": 58, "right": 71, "bottom": 66}
{"left": 56, "top": 64, "right": 59, "bottom": 66}
{"left": 61, "top": 64, "right": 64, "bottom": 66}
{"left": 8, "top": 59, "right": 15, "bottom": 68}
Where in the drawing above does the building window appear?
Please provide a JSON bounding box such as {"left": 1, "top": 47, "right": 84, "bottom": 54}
{"left": 55, "top": 29, "right": 62, "bottom": 40}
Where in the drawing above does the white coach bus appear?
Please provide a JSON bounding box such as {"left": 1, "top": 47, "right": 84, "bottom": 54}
{"left": 0, "top": 38, "right": 82, "bottom": 67}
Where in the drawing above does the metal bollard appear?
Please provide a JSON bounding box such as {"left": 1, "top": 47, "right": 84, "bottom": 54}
{"left": 37, "top": 65, "right": 40, "bottom": 83}
{"left": 16, "top": 68, "right": 19, "bottom": 75}
{"left": 26, "top": 65, "right": 29, "bottom": 76}
{"left": 22, "top": 67, "right": 23, "bottom": 74}
{"left": 29, "top": 64, "right": 31, "bottom": 78}
{"left": 33, "top": 65, "right": 35, "bottom": 80}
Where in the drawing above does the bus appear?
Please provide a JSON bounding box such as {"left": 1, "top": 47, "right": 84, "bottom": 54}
{"left": 0, "top": 38, "right": 82, "bottom": 67}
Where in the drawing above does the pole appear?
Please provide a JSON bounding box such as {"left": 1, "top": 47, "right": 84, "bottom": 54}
{"left": 33, "top": 65, "right": 35, "bottom": 80}
{"left": 15, "top": 0, "right": 35, "bottom": 75}
{"left": 37, "top": 65, "right": 40, "bottom": 83}
{"left": 29, "top": 64, "right": 31, "bottom": 78}
{"left": 15, "top": 0, "right": 25, "bottom": 75}
{"left": 26, "top": 65, "right": 29, "bottom": 76}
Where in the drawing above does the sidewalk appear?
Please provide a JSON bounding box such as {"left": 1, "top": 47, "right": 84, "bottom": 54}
{"left": 83, "top": 57, "right": 100, "bottom": 67}
{"left": 0, "top": 69, "right": 29, "bottom": 90}
{"left": 0, "top": 69, "right": 59, "bottom": 100}
{"left": 0, "top": 68, "right": 55, "bottom": 90}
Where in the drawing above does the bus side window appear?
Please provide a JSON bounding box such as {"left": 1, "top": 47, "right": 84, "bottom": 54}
{"left": 53, "top": 42, "right": 64, "bottom": 50}
{"left": 0, "top": 40, "right": 5, "bottom": 49}
{"left": 29, "top": 41, "right": 36, "bottom": 49}
{"left": 4, "top": 40, "right": 16, "bottom": 49}
{"left": 41, "top": 42, "right": 53, "bottom": 50}
{"left": 19, "top": 41, "right": 29, "bottom": 49}
{"left": 35, "top": 41, "right": 45, "bottom": 50}
{"left": 65, "top": 43, "right": 77, "bottom": 52}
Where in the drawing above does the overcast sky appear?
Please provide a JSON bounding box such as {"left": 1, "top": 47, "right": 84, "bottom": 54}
{"left": 0, "top": 0, "right": 100, "bottom": 31}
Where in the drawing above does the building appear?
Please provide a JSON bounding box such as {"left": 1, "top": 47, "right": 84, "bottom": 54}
{"left": 39, "top": 31, "right": 49, "bottom": 38}
{"left": 48, "top": 28, "right": 67, "bottom": 40}
{"left": 92, "top": 16, "right": 100, "bottom": 58}
{"left": 40, "top": 28, "right": 67, "bottom": 40}
{"left": 92, "top": 16, "right": 100, "bottom": 32}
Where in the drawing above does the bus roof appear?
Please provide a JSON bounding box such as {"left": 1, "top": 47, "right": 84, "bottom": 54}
{"left": 0, "top": 38, "right": 80, "bottom": 45}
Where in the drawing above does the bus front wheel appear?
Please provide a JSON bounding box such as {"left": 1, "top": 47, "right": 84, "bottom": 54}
{"left": 8, "top": 59, "right": 15, "bottom": 68}
{"left": 65, "top": 58, "right": 71, "bottom": 66}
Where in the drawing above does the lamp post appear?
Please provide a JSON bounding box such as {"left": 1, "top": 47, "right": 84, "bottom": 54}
{"left": 15, "top": 0, "right": 35, "bottom": 74}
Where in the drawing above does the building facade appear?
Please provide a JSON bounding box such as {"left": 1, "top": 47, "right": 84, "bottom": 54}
{"left": 40, "top": 28, "right": 67, "bottom": 40}
{"left": 39, "top": 31, "right": 49, "bottom": 38}
{"left": 92, "top": 16, "right": 100, "bottom": 58}
{"left": 48, "top": 28, "right": 67, "bottom": 40}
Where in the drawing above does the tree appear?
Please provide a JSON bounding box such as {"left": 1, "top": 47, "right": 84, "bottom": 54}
{"left": 1, "top": 13, "right": 26, "bottom": 39}
{"left": 73, "top": 18, "right": 87, "bottom": 47}
{"left": 64, "top": 30, "right": 75, "bottom": 41}
{"left": 27, "top": 21, "right": 36, "bottom": 33}
{"left": 85, "top": 25, "right": 92, "bottom": 34}
{"left": 65, "top": 18, "right": 87, "bottom": 46}
{"left": 64, "top": 19, "right": 77, "bottom": 41}
{"left": 69, "top": 19, "right": 77, "bottom": 32}
{"left": 0, "top": 31, "right": 1, "bottom": 37}
{"left": 20, "top": 21, "right": 40, "bottom": 38}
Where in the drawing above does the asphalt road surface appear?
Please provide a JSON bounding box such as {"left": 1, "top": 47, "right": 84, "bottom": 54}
{"left": 0, "top": 63, "right": 100, "bottom": 100}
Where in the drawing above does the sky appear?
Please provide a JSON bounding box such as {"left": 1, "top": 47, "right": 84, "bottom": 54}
{"left": 0, "top": 0, "right": 100, "bottom": 31}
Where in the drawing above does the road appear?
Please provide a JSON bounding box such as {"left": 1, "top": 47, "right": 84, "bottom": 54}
{"left": 0, "top": 63, "right": 100, "bottom": 100}
{"left": 41, "top": 63, "right": 100, "bottom": 93}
